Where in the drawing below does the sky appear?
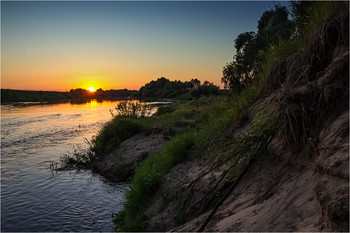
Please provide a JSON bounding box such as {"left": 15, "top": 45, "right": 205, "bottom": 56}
{"left": 1, "top": 1, "right": 289, "bottom": 91}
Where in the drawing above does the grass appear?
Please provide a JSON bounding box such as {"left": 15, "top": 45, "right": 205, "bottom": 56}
{"left": 226, "top": 104, "right": 279, "bottom": 180}
{"left": 154, "top": 103, "right": 177, "bottom": 116}
{"left": 92, "top": 100, "right": 158, "bottom": 154}
{"left": 254, "top": 1, "right": 347, "bottom": 85}
{"left": 59, "top": 117, "right": 146, "bottom": 167}
{"left": 60, "top": 101, "right": 154, "bottom": 167}
{"left": 301, "top": 1, "right": 347, "bottom": 39}
{"left": 113, "top": 84, "right": 266, "bottom": 231}
{"left": 256, "top": 36, "right": 304, "bottom": 80}
{"left": 115, "top": 133, "right": 195, "bottom": 231}
{"left": 92, "top": 117, "right": 146, "bottom": 155}
{"left": 60, "top": 142, "right": 94, "bottom": 166}
{"left": 193, "top": 79, "right": 263, "bottom": 156}
{"left": 61, "top": 92, "right": 257, "bottom": 167}
{"left": 153, "top": 96, "right": 229, "bottom": 136}
{"left": 62, "top": 97, "right": 232, "bottom": 167}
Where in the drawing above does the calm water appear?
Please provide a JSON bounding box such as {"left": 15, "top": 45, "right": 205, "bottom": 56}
{"left": 1, "top": 100, "right": 134, "bottom": 232}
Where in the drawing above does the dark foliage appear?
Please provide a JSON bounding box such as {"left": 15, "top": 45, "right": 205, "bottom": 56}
{"left": 222, "top": 4, "right": 294, "bottom": 93}
{"left": 1, "top": 88, "right": 138, "bottom": 103}
{"left": 139, "top": 77, "right": 187, "bottom": 100}
{"left": 69, "top": 88, "right": 138, "bottom": 100}
{"left": 190, "top": 84, "right": 220, "bottom": 98}
{"left": 1, "top": 89, "right": 72, "bottom": 103}
{"left": 290, "top": 0, "right": 314, "bottom": 35}
{"left": 138, "top": 77, "right": 216, "bottom": 100}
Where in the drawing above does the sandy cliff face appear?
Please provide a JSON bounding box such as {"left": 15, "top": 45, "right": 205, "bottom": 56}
{"left": 143, "top": 9, "right": 349, "bottom": 232}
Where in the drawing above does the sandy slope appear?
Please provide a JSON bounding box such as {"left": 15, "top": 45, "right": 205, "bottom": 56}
{"left": 143, "top": 9, "right": 349, "bottom": 232}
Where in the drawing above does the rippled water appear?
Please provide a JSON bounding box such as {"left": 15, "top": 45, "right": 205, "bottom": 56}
{"left": 1, "top": 100, "right": 131, "bottom": 232}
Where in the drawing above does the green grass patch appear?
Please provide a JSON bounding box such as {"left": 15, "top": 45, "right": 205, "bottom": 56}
{"left": 115, "top": 133, "right": 195, "bottom": 231}
{"left": 92, "top": 117, "right": 147, "bottom": 155}
{"left": 193, "top": 80, "right": 263, "bottom": 156}
{"left": 226, "top": 104, "right": 279, "bottom": 179}
{"left": 256, "top": 37, "right": 304, "bottom": 80}
{"left": 153, "top": 96, "right": 227, "bottom": 135}
{"left": 155, "top": 104, "right": 178, "bottom": 116}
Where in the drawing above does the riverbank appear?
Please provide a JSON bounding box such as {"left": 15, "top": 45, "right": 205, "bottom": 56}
{"left": 72, "top": 3, "right": 349, "bottom": 231}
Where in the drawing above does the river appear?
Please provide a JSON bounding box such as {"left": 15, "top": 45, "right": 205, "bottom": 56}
{"left": 1, "top": 100, "right": 134, "bottom": 232}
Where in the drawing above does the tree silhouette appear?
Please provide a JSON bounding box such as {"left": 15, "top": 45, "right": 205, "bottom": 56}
{"left": 222, "top": 4, "right": 293, "bottom": 92}
{"left": 190, "top": 78, "right": 201, "bottom": 88}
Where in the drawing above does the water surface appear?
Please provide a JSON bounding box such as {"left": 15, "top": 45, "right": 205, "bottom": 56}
{"left": 1, "top": 100, "right": 130, "bottom": 232}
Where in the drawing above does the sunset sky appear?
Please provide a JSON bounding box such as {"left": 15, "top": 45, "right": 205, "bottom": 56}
{"left": 1, "top": 1, "right": 288, "bottom": 91}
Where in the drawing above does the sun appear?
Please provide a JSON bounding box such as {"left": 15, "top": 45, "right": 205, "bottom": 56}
{"left": 87, "top": 87, "right": 96, "bottom": 92}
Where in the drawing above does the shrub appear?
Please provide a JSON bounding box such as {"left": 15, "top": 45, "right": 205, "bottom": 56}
{"left": 111, "top": 101, "right": 153, "bottom": 117}
{"left": 190, "top": 85, "right": 220, "bottom": 97}
{"left": 92, "top": 117, "right": 143, "bottom": 154}
{"left": 60, "top": 143, "right": 94, "bottom": 166}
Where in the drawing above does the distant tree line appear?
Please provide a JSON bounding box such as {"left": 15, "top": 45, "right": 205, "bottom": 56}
{"left": 138, "top": 77, "right": 219, "bottom": 100}
{"left": 1, "top": 88, "right": 138, "bottom": 103}
{"left": 69, "top": 88, "right": 138, "bottom": 99}
{"left": 1, "top": 89, "right": 72, "bottom": 103}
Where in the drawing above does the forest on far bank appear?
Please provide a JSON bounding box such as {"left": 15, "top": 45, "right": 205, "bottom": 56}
{"left": 1, "top": 77, "right": 221, "bottom": 103}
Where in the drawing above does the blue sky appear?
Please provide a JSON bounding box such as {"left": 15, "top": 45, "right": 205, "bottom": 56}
{"left": 1, "top": 1, "right": 290, "bottom": 91}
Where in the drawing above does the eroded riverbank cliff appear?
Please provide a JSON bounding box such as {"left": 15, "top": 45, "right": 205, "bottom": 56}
{"left": 93, "top": 6, "right": 349, "bottom": 232}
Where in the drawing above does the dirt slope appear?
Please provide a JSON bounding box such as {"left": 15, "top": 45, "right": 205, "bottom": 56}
{"left": 95, "top": 132, "right": 167, "bottom": 182}
{"left": 143, "top": 9, "right": 349, "bottom": 232}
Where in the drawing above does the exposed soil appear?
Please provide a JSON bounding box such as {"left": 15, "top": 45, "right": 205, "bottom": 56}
{"left": 141, "top": 9, "right": 349, "bottom": 232}
{"left": 94, "top": 131, "right": 168, "bottom": 182}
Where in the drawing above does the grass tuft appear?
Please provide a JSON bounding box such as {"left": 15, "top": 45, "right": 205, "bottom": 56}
{"left": 115, "top": 133, "right": 195, "bottom": 231}
{"left": 301, "top": 1, "right": 347, "bottom": 39}
{"left": 92, "top": 117, "right": 144, "bottom": 155}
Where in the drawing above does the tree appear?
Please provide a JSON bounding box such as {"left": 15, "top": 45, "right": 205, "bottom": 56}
{"left": 139, "top": 77, "right": 197, "bottom": 99}
{"left": 234, "top": 31, "right": 255, "bottom": 52}
{"left": 190, "top": 83, "right": 219, "bottom": 97}
{"left": 222, "top": 61, "right": 248, "bottom": 93}
{"left": 222, "top": 4, "right": 294, "bottom": 92}
{"left": 203, "top": 80, "right": 214, "bottom": 86}
{"left": 190, "top": 78, "right": 201, "bottom": 88}
{"left": 256, "top": 4, "right": 293, "bottom": 49}
{"left": 290, "top": 1, "right": 314, "bottom": 36}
